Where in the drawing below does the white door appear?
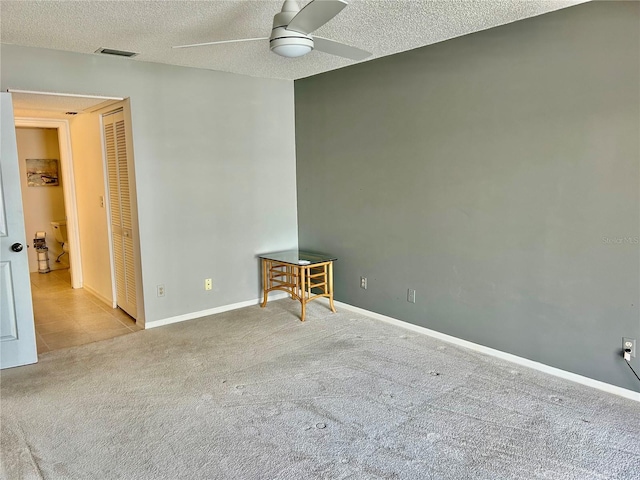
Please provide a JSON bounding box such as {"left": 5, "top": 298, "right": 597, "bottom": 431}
{"left": 0, "top": 93, "right": 38, "bottom": 369}
{"left": 103, "top": 110, "right": 137, "bottom": 319}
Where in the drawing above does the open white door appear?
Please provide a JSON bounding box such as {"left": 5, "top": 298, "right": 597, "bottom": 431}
{"left": 0, "top": 92, "right": 37, "bottom": 369}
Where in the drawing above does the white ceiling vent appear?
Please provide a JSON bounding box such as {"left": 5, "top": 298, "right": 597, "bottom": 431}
{"left": 95, "top": 48, "right": 138, "bottom": 58}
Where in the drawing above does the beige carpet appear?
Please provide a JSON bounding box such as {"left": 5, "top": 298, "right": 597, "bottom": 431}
{"left": 1, "top": 299, "right": 639, "bottom": 479}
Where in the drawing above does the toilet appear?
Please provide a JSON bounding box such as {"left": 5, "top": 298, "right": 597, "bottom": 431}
{"left": 50, "top": 220, "right": 69, "bottom": 262}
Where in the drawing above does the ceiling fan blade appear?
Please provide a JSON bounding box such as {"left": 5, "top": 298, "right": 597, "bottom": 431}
{"left": 172, "top": 37, "right": 268, "bottom": 49}
{"left": 287, "top": 0, "right": 348, "bottom": 35}
{"left": 313, "top": 36, "right": 371, "bottom": 61}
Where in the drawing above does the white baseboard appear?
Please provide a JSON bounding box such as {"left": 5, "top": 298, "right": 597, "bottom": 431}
{"left": 146, "top": 292, "right": 290, "bottom": 329}
{"left": 83, "top": 284, "right": 114, "bottom": 308}
{"left": 322, "top": 299, "right": 640, "bottom": 402}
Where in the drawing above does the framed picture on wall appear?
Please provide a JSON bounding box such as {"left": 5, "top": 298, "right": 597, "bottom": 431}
{"left": 26, "top": 159, "right": 59, "bottom": 186}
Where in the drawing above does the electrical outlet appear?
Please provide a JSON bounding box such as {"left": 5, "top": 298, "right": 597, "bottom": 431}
{"left": 407, "top": 289, "right": 416, "bottom": 303}
{"left": 99, "top": 195, "right": 104, "bottom": 208}
{"left": 623, "top": 337, "right": 636, "bottom": 358}
{"left": 205, "top": 278, "right": 212, "bottom": 291}
{"left": 157, "top": 284, "right": 165, "bottom": 297}
{"left": 360, "top": 276, "right": 367, "bottom": 289}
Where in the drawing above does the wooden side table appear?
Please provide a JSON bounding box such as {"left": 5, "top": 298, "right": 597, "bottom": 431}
{"left": 259, "top": 250, "right": 337, "bottom": 321}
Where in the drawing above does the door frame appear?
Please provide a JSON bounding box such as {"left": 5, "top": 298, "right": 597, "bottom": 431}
{"left": 14, "top": 117, "right": 83, "bottom": 289}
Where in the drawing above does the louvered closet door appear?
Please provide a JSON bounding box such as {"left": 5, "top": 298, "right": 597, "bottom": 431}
{"left": 104, "top": 110, "right": 137, "bottom": 319}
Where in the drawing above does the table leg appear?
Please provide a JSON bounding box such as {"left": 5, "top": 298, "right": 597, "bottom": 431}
{"left": 300, "top": 266, "right": 306, "bottom": 322}
{"left": 260, "top": 258, "right": 268, "bottom": 308}
{"left": 289, "top": 265, "right": 296, "bottom": 299}
{"left": 328, "top": 261, "right": 336, "bottom": 313}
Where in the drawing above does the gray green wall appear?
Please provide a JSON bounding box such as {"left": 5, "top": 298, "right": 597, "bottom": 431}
{"left": 2, "top": 45, "right": 298, "bottom": 325}
{"left": 295, "top": 1, "right": 640, "bottom": 390}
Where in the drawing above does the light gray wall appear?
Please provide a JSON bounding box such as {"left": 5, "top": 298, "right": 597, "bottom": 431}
{"left": 2, "top": 45, "right": 298, "bottom": 325}
{"left": 295, "top": 2, "right": 639, "bottom": 390}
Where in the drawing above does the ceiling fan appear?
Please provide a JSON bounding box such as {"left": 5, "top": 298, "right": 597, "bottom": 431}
{"left": 173, "top": 0, "right": 372, "bottom": 61}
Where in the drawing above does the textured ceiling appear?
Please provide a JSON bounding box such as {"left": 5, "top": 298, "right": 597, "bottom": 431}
{"left": 1, "top": 0, "right": 588, "bottom": 80}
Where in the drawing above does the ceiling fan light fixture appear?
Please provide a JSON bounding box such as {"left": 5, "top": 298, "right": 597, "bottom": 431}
{"left": 272, "top": 43, "right": 313, "bottom": 58}
{"left": 270, "top": 36, "right": 314, "bottom": 58}
{"left": 269, "top": 34, "right": 314, "bottom": 58}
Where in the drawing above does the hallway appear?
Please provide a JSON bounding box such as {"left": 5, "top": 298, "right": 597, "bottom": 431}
{"left": 31, "top": 269, "right": 141, "bottom": 353}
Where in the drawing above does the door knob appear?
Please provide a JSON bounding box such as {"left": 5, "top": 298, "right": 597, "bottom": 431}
{"left": 11, "top": 243, "right": 23, "bottom": 252}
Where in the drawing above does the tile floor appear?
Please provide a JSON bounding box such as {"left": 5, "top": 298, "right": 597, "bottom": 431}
{"left": 31, "top": 268, "right": 142, "bottom": 353}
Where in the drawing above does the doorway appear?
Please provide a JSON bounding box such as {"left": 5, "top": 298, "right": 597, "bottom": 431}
{"left": 14, "top": 119, "right": 81, "bottom": 288}
{"left": 11, "top": 92, "right": 143, "bottom": 353}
